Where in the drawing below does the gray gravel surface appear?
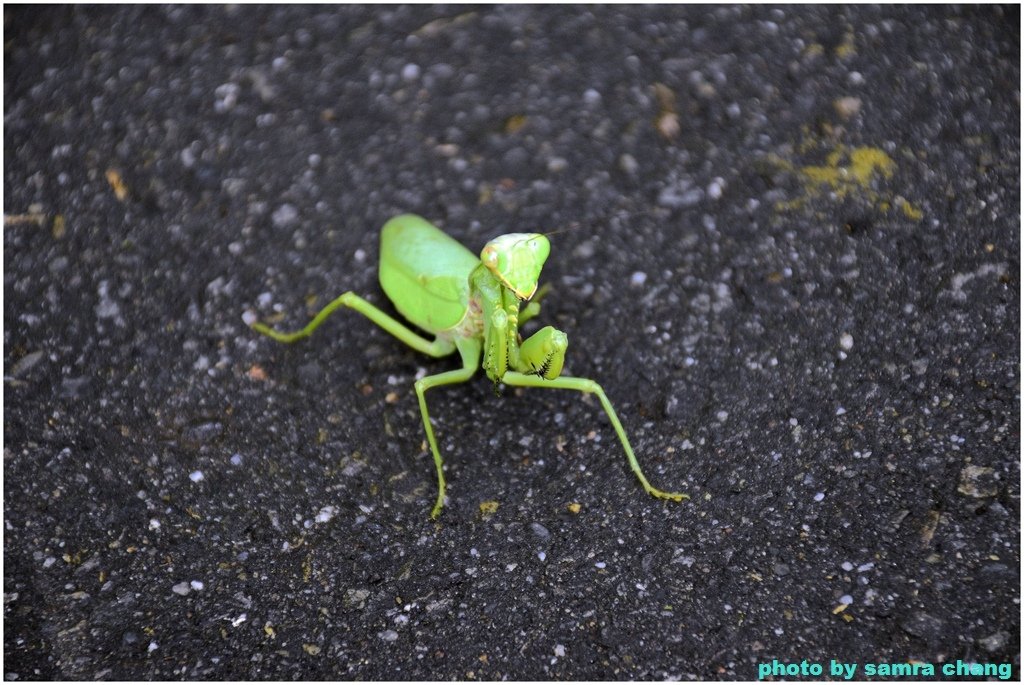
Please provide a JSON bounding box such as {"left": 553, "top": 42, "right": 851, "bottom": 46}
{"left": 4, "top": 5, "right": 1019, "bottom": 680}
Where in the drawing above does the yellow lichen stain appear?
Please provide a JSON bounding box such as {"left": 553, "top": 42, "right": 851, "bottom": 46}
{"left": 773, "top": 141, "right": 922, "bottom": 221}
{"left": 504, "top": 114, "right": 528, "bottom": 134}
{"left": 834, "top": 31, "right": 857, "bottom": 59}
{"left": 800, "top": 146, "right": 894, "bottom": 197}
{"left": 896, "top": 196, "right": 924, "bottom": 220}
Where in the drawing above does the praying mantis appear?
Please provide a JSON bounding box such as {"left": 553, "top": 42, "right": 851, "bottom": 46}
{"left": 250, "top": 214, "right": 687, "bottom": 518}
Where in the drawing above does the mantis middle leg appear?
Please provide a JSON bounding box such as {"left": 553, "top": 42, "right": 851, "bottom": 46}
{"left": 499, "top": 371, "right": 689, "bottom": 502}
{"left": 415, "top": 338, "right": 482, "bottom": 518}
{"left": 251, "top": 291, "right": 456, "bottom": 358}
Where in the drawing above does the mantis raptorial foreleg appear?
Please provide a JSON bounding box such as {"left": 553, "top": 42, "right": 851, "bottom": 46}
{"left": 499, "top": 371, "right": 689, "bottom": 502}
{"left": 252, "top": 292, "right": 456, "bottom": 358}
{"left": 414, "top": 338, "right": 482, "bottom": 518}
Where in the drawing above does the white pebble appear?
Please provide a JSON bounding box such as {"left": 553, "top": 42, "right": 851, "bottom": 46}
{"left": 148, "top": 641, "right": 158, "bottom": 653}
{"left": 190, "top": 580, "right": 204, "bottom": 591}
{"left": 595, "top": 561, "right": 606, "bottom": 569}
{"left": 839, "top": 332, "right": 854, "bottom": 351}
{"left": 537, "top": 551, "right": 547, "bottom": 562}
{"left": 630, "top": 271, "right": 647, "bottom": 287}
{"left": 814, "top": 492, "right": 825, "bottom": 502}
{"left": 839, "top": 594, "right": 854, "bottom": 605}
{"left": 836, "top": 406, "right": 847, "bottom": 415}
{"left": 546, "top": 156, "right": 567, "bottom": 173}
{"left": 230, "top": 453, "right": 243, "bottom": 466}
{"left": 271, "top": 203, "right": 299, "bottom": 228}
{"left": 315, "top": 505, "right": 338, "bottom": 524}
{"left": 707, "top": 177, "right": 724, "bottom": 200}
{"left": 583, "top": 88, "right": 601, "bottom": 105}
{"left": 841, "top": 561, "right": 854, "bottom": 572}
{"left": 401, "top": 63, "right": 420, "bottom": 82}
{"left": 172, "top": 582, "right": 191, "bottom": 596}
{"left": 619, "top": 153, "right": 639, "bottom": 175}
{"left": 189, "top": 470, "right": 204, "bottom": 483}
{"left": 149, "top": 518, "right": 161, "bottom": 530}
{"left": 554, "top": 644, "right": 566, "bottom": 657}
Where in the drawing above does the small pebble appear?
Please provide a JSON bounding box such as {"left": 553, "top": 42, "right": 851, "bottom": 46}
{"left": 190, "top": 580, "right": 204, "bottom": 591}
{"left": 537, "top": 551, "right": 547, "bottom": 562}
{"left": 841, "top": 561, "right": 854, "bottom": 572}
{"left": 595, "top": 561, "right": 606, "bottom": 569}
{"left": 958, "top": 465, "right": 999, "bottom": 498}
{"left": 189, "top": 470, "right": 204, "bottom": 483}
{"left": 230, "top": 453, "right": 243, "bottom": 466}
{"left": 833, "top": 96, "right": 862, "bottom": 119}
{"left": 554, "top": 644, "right": 566, "bottom": 657}
{"left": 839, "top": 594, "right": 854, "bottom": 605}
{"left": 315, "top": 505, "right": 339, "bottom": 524}
{"left": 529, "top": 522, "right": 551, "bottom": 540}
{"left": 546, "top": 157, "right": 567, "bottom": 173}
{"left": 271, "top": 203, "right": 299, "bottom": 228}
{"left": 839, "top": 332, "right": 854, "bottom": 351}
{"left": 378, "top": 629, "right": 399, "bottom": 642}
{"left": 619, "top": 153, "right": 639, "bottom": 175}
{"left": 630, "top": 271, "right": 647, "bottom": 287}
{"left": 979, "top": 630, "right": 1009, "bottom": 653}
{"left": 813, "top": 492, "right": 825, "bottom": 502}
{"left": 707, "top": 177, "right": 724, "bottom": 200}
{"left": 401, "top": 63, "right": 420, "bottom": 82}
{"left": 171, "top": 582, "right": 191, "bottom": 596}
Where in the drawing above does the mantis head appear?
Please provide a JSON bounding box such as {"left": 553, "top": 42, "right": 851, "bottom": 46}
{"left": 480, "top": 233, "right": 551, "bottom": 300}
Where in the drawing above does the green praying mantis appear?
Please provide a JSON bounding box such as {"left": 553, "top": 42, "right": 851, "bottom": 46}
{"left": 250, "top": 214, "right": 687, "bottom": 518}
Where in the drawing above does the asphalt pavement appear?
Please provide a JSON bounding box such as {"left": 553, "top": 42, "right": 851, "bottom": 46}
{"left": 4, "top": 5, "right": 1019, "bottom": 680}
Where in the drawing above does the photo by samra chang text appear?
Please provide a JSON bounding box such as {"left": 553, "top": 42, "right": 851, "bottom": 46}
{"left": 757, "top": 658, "right": 1014, "bottom": 680}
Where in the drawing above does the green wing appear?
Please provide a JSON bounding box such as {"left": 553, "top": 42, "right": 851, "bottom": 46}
{"left": 378, "top": 215, "right": 480, "bottom": 333}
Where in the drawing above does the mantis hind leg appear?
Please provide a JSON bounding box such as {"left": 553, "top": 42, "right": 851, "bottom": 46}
{"left": 415, "top": 338, "right": 482, "bottom": 518}
{"left": 251, "top": 292, "right": 456, "bottom": 358}
{"left": 499, "top": 371, "right": 688, "bottom": 503}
